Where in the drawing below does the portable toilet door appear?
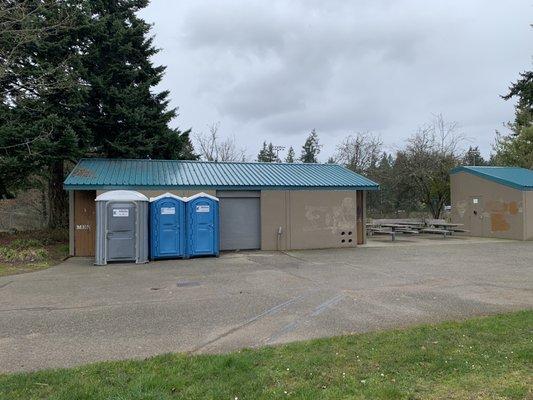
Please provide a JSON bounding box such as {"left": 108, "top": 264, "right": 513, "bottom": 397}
{"left": 95, "top": 190, "right": 149, "bottom": 265}
{"left": 149, "top": 193, "right": 185, "bottom": 260}
{"left": 185, "top": 193, "right": 219, "bottom": 257}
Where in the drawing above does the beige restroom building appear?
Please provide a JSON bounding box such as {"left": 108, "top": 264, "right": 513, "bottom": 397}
{"left": 450, "top": 166, "right": 533, "bottom": 240}
{"left": 64, "top": 158, "right": 379, "bottom": 257}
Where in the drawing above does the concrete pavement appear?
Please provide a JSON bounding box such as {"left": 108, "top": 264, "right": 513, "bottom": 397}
{"left": 0, "top": 237, "right": 532, "bottom": 372}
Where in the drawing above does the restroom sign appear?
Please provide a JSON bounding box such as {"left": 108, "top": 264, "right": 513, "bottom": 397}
{"left": 161, "top": 207, "right": 175, "bottom": 215}
{"left": 112, "top": 208, "right": 129, "bottom": 217}
{"left": 196, "top": 205, "right": 210, "bottom": 213}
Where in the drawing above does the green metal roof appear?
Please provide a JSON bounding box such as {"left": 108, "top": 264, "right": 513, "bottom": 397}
{"left": 64, "top": 158, "right": 379, "bottom": 191}
{"left": 451, "top": 166, "right": 533, "bottom": 191}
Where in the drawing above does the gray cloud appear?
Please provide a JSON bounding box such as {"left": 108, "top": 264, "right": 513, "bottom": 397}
{"left": 141, "top": 0, "right": 532, "bottom": 160}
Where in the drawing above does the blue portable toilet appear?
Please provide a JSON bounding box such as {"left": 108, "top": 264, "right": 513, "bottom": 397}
{"left": 185, "top": 193, "right": 219, "bottom": 258}
{"left": 149, "top": 193, "right": 186, "bottom": 260}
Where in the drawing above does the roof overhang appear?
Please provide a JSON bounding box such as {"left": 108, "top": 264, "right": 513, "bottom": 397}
{"left": 65, "top": 184, "right": 380, "bottom": 191}
{"left": 63, "top": 158, "right": 380, "bottom": 191}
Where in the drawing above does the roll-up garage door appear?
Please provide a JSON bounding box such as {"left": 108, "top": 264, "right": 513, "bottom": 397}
{"left": 217, "top": 191, "right": 261, "bottom": 250}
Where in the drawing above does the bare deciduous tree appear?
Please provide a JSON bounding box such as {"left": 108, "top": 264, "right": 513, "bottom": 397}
{"left": 334, "top": 132, "right": 383, "bottom": 173}
{"left": 396, "top": 114, "right": 465, "bottom": 218}
{"left": 195, "top": 123, "right": 247, "bottom": 162}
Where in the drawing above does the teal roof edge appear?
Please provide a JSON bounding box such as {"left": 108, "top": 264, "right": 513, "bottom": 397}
{"left": 450, "top": 166, "right": 533, "bottom": 191}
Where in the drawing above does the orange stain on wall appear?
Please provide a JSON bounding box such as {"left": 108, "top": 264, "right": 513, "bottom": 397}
{"left": 490, "top": 213, "right": 510, "bottom": 232}
{"left": 508, "top": 201, "right": 519, "bottom": 215}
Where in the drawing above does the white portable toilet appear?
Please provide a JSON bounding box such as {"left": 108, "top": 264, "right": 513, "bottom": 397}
{"left": 95, "top": 190, "right": 149, "bottom": 265}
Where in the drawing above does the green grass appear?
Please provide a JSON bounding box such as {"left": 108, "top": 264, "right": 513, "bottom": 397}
{"left": 1, "top": 311, "right": 531, "bottom": 400}
{"left": 0, "top": 229, "right": 68, "bottom": 276}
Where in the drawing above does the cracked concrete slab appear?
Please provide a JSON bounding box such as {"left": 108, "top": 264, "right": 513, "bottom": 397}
{"left": 0, "top": 238, "right": 532, "bottom": 372}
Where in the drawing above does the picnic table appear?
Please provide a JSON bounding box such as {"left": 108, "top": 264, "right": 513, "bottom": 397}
{"left": 367, "top": 218, "right": 468, "bottom": 241}
{"left": 367, "top": 222, "right": 419, "bottom": 241}
{"left": 426, "top": 220, "right": 468, "bottom": 233}
{"left": 379, "top": 223, "right": 419, "bottom": 234}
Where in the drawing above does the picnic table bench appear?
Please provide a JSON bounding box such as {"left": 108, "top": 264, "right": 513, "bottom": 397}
{"left": 419, "top": 227, "right": 452, "bottom": 237}
{"left": 368, "top": 227, "right": 396, "bottom": 241}
{"left": 424, "top": 219, "right": 468, "bottom": 235}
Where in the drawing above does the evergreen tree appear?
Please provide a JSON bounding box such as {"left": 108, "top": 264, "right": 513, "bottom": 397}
{"left": 257, "top": 141, "right": 269, "bottom": 162}
{"left": 300, "top": 129, "right": 321, "bottom": 163}
{"left": 0, "top": 0, "right": 91, "bottom": 226}
{"left": 84, "top": 0, "right": 196, "bottom": 160}
{"left": 462, "top": 146, "right": 487, "bottom": 166}
{"left": 257, "top": 141, "right": 278, "bottom": 162}
{"left": 326, "top": 156, "right": 336, "bottom": 164}
{"left": 493, "top": 71, "right": 533, "bottom": 168}
{"left": 0, "top": 0, "right": 196, "bottom": 227}
{"left": 285, "top": 146, "right": 295, "bottom": 163}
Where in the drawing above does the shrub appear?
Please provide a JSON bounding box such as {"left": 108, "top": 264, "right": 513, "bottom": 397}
{"left": 10, "top": 239, "right": 43, "bottom": 250}
{"left": 0, "top": 247, "right": 48, "bottom": 263}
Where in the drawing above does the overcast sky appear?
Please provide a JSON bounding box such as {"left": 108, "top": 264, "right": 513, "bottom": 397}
{"left": 140, "top": 1, "right": 532, "bottom": 161}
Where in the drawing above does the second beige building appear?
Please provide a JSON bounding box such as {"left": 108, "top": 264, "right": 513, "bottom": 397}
{"left": 450, "top": 166, "right": 533, "bottom": 240}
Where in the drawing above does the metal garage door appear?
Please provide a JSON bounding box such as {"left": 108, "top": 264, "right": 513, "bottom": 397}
{"left": 218, "top": 191, "right": 261, "bottom": 250}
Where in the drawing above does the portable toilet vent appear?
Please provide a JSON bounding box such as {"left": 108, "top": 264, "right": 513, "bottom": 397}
{"left": 185, "top": 193, "right": 219, "bottom": 258}
{"left": 149, "top": 193, "right": 186, "bottom": 260}
{"left": 95, "top": 190, "right": 149, "bottom": 265}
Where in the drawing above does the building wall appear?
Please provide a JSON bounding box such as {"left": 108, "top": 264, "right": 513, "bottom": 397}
{"left": 525, "top": 191, "right": 533, "bottom": 240}
{"left": 361, "top": 191, "right": 367, "bottom": 244}
{"left": 450, "top": 172, "right": 525, "bottom": 240}
{"left": 74, "top": 188, "right": 366, "bottom": 256}
{"left": 260, "top": 191, "right": 289, "bottom": 250}
{"left": 260, "top": 190, "right": 359, "bottom": 250}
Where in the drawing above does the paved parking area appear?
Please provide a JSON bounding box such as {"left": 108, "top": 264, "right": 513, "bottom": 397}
{"left": 1, "top": 237, "right": 532, "bottom": 372}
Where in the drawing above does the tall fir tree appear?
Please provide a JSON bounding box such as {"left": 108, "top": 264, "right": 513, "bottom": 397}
{"left": 0, "top": 1, "right": 91, "bottom": 226}
{"left": 1, "top": 0, "right": 196, "bottom": 227}
{"left": 84, "top": 0, "right": 196, "bottom": 160}
{"left": 300, "top": 129, "right": 321, "bottom": 163}
{"left": 493, "top": 71, "right": 533, "bottom": 168}
{"left": 257, "top": 142, "right": 269, "bottom": 162}
{"left": 257, "top": 141, "right": 278, "bottom": 162}
{"left": 285, "top": 146, "right": 295, "bottom": 163}
{"left": 462, "top": 146, "right": 487, "bottom": 166}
